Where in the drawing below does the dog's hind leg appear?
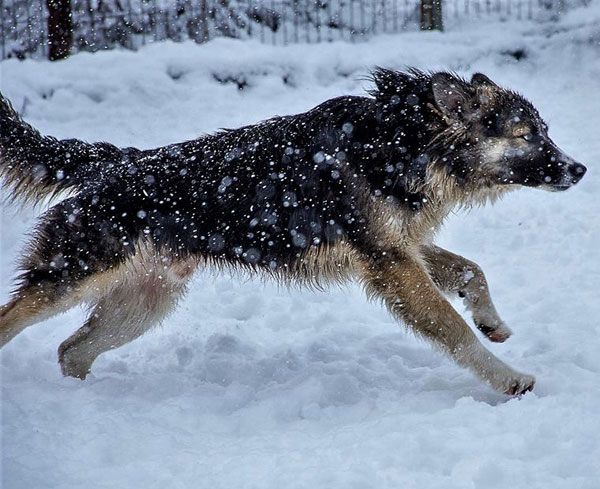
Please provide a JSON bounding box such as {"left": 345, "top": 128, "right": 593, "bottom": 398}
{"left": 1, "top": 202, "right": 110, "bottom": 348}
{"left": 58, "top": 254, "right": 195, "bottom": 379}
{"left": 358, "top": 249, "right": 534, "bottom": 395}
{"left": 421, "top": 245, "right": 512, "bottom": 343}
{"left": 0, "top": 283, "right": 86, "bottom": 348}
{"left": 1, "top": 193, "right": 137, "bottom": 350}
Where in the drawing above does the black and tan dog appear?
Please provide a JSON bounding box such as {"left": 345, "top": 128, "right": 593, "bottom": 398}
{"left": 0, "top": 69, "right": 586, "bottom": 394}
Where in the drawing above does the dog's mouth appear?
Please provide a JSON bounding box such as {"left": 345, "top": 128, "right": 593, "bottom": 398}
{"left": 549, "top": 173, "right": 586, "bottom": 191}
{"left": 523, "top": 180, "right": 573, "bottom": 192}
{"left": 549, "top": 184, "right": 572, "bottom": 192}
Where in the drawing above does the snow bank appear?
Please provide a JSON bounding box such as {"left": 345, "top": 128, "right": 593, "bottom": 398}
{"left": 2, "top": 8, "right": 599, "bottom": 489}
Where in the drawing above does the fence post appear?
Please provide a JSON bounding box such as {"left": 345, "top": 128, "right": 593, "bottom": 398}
{"left": 46, "top": 0, "right": 72, "bottom": 60}
{"left": 421, "top": 0, "right": 443, "bottom": 30}
{"left": 0, "top": 0, "right": 5, "bottom": 60}
{"left": 200, "top": 0, "right": 208, "bottom": 42}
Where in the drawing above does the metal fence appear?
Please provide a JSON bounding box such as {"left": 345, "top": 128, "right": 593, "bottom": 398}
{"left": 0, "top": 0, "right": 581, "bottom": 60}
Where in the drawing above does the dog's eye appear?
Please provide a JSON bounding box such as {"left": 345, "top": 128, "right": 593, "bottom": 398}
{"left": 513, "top": 126, "right": 533, "bottom": 139}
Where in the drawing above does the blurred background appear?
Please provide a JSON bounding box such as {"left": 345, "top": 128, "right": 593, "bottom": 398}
{"left": 1, "top": 0, "right": 590, "bottom": 61}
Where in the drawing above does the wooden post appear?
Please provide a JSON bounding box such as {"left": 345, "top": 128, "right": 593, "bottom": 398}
{"left": 420, "top": 0, "right": 443, "bottom": 31}
{"left": 47, "top": 0, "right": 73, "bottom": 60}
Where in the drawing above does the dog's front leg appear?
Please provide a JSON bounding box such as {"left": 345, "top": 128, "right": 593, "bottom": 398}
{"left": 358, "top": 249, "right": 534, "bottom": 395}
{"left": 421, "top": 245, "right": 512, "bottom": 343}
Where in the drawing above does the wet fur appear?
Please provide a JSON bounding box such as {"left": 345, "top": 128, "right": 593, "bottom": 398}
{"left": 0, "top": 69, "right": 585, "bottom": 394}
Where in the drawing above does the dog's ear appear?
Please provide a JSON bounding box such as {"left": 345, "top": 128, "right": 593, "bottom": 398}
{"left": 431, "top": 73, "right": 472, "bottom": 121}
{"left": 470, "top": 73, "right": 498, "bottom": 88}
{"left": 470, "top": 73, "right": 499, "bottom": 107}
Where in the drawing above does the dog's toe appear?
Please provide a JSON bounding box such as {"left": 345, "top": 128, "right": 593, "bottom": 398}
{"left": 504, "top": 375, "right": 535, "bottom": 396}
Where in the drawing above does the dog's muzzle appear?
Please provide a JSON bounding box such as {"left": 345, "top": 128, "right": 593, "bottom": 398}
{"left": 552, "top": 161, "right": 587, "bottom": 191}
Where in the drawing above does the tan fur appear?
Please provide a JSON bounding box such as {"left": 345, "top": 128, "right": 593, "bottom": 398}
{"left": 0, "top": 281, "right": 90, "bottom": 348}
{"left": 355, "top": 249, "right": 533, "bottom": 395}
{"left": 425, "top": 162, "right": 514, "bottom": 209}
{"left": 1, "top": 241, "right": 196, "bottom": 374}
{"left": 57, "top": 243, "right": 196, "bottom": 378}
{"left": 421, "top": 245, "right": 512, "bottom": 343}
{"left": 284, "top": 241, "right": 359, "bottom": 289}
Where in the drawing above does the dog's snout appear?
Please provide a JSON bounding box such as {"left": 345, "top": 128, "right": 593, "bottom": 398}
{"left": 567, "top": 162, "right": 587, "bottom": 182}
{"left": 548, "top": 158, "right": 587, "bottom": 191}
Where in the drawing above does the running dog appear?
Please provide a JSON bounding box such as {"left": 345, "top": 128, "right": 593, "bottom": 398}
{"left": 0, "top": 69, "right": 586, "bottom": 395}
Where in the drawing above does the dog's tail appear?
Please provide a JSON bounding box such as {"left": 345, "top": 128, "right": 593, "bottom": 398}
{"left": 0, "top": 92, "right": 124, "bottom": 204}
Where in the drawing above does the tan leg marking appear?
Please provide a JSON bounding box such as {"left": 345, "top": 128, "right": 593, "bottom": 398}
{"left": 422, "top": 245, "right": 512, "bottom": 343}
{"left": 358, "top": 250, "right": 534, "bottom": 395}
{"left": 0, "top": 285, "right": 87, "bottom": 348}
{"left": 58, "top": 248, "right": 197, "bottom": 379}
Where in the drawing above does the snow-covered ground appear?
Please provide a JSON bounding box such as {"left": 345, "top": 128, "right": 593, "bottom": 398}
{"left": 2, "top": 7, "right": 600, "bottom": 488}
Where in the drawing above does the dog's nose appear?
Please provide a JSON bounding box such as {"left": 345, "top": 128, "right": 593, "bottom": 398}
{"left": 568, "top": 162, "right": 587, "bottom": 182}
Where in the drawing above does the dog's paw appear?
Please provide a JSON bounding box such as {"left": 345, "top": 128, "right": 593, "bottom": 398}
{"left": 491, "top": 372, "right": 535, "bottom": 396}
{"left": 474, "top": 318, "right": 512, "bottom": 343}
{"left": 470, "top": 343, "right": 534, "bottom": 396}
{"left": 504, "top": 374, "right": 535, "bottom": 396}
{"left": 58, "top": 344, "right": 91, "bottom": 380}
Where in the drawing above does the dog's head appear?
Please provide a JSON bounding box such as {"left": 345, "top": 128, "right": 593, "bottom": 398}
{"left": 430, "top": 72, "right": 586, "bottom": 192}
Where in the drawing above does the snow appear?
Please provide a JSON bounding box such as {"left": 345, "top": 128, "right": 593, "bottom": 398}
{"left": 2, "top": 9, "right": 600, "bottom": 489}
